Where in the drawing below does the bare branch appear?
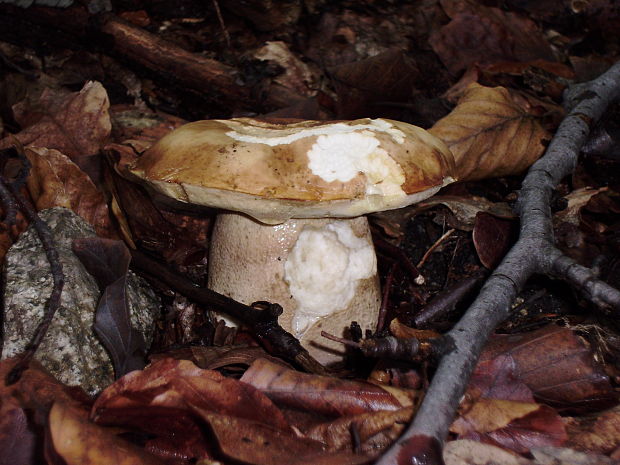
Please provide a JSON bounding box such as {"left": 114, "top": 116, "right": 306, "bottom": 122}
{"left": 377, "top": 60, "right": 620, "bottom": 465}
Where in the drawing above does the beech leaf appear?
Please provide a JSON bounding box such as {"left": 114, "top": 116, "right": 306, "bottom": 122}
{"left": 240, "top": 358, "right": 415, "bottom": 416}
{"left": 429, "top": 83, "right": 550, "bottom": 181}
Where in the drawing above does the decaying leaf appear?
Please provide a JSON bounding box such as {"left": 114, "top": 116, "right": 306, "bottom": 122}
{"left": 0, "top": 399, "right": 37, "bottom": 465}
{"left": 473, "top": 211, "right": 518, "bottom": 269}
{"left": 26, "top": 147, "right": 115, "bottom": 238}
{"left": 430, "top": 0, "right": 555, "bottom": 75}
{"left": 480, "top": 325, "right": 617, "bottom": 411}
{"left": 429, "top": 83, "right": 550, "bottom": 181}
{"left": 569, "top": 405, "right": 620, "bottom": 454}
{"left": 92, "top": 357, "right": 290, "bottom": 431}
{"left": 47, "top": 401, "right": 165, "bottom": 465}
{"left": 306, "top": 407, "right": 414, "bottom": 456}
{"left": 240, "top": 358, "right": 415, "bottom": 416}
{"left": 0, "top": 81, "right": 111, "bottom": 164}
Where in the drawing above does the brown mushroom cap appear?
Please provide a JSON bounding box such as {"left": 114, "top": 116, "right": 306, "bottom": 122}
{"left": 130, "top": 117, "right": 455, "bottom": 223}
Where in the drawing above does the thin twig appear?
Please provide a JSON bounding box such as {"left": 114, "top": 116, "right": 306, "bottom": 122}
{"left": 377, "top": 262, "right": 398, "bottom": 334}
{"left": 416, "top": 228, "right": 455, "bottom": 270}
{"left": 211, "top": 0, "right": 231, "bottom": 48}
{"left": 3, "top": 167, "right": 64, "bottom": 384}
{"left": 376, "top": 61, "right": 620, "bottom": 465}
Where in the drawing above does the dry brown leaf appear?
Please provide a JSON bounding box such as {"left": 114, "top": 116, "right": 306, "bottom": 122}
{"left": 25, "top": 147, "right": 115, "bottom": 237}
{"left": 0, "top": 81, "right": 111, "bottom": 163}
{"left": 306, "top": 407, "right": 414, "bottom": 456}
{"left": 92, "top": 358, "right": 290, "bottom": 431}
{"left": 443, "top": 439, "right": 531, "bottom": 465}
{"left": 569, "top": 405, "right": 620, "bottom": 454}
{"left": 240, "top": 358, "right": 415, "bottom": 417}
{"left": 47, "top": 401, "right": 165, "bottom": 465}
{"left": 429, "top": 83, "right": 550, "bottom": 182}
{"left": 452, "top": 398, "right": 540, "bottom": 435}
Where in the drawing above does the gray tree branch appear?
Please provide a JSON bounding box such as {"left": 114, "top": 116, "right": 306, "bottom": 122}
{"left": 376, "top": 61, "right": 620, "bottom": 465}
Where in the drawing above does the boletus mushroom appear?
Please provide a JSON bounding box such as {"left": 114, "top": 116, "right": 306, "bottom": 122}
{"left": 130, "top": 118, "right": 455, "bottom": 364}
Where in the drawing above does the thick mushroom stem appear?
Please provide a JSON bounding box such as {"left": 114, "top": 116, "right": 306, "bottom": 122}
{"left": 208, "top": 212, "right": 381, "bottom": 365}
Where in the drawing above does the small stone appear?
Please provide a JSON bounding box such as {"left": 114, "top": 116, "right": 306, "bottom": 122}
{"left": 2, "top": 207, "right": 160, "bottom": 394}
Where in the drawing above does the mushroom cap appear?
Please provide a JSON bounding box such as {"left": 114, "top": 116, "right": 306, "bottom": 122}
{"left": 130, "top": 117, "right": 455, "bottom": 223}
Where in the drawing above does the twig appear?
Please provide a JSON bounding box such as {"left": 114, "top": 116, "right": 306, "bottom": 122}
{"left": 376, "top": 61, "right": 620, "bottom": 465}
{"left": 129, "top": 249, "right": 329, "bottom": 376}
{"left": 2, "top": 152, "right": 64, "bottom": 384}
{"left": 211, "top": 0, "right": 231, "bottom": 48}
{"left": 377, "top": 262, "right": 398, "bottom": 334}
{"left": 416, "top": 228, "right": 455, "bottom": 270}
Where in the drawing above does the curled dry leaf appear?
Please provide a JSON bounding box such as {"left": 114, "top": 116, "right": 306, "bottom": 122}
{"left": 0, "top": 81, "right": 111, "bottom": 164}
{"left": 92, "top": 357, "right": 290, "bottom": 431}
{"left": 47, "top": 401, "right": 164, "bottom": 465}
{"left": 429, "top": 83, "right": 550, "bottom": 182}
{"left": 472, "top": 211, "right": 518, "bottom": 269}
{"left": 240, "top": 358, "right": 416, "bottom": 417}
{"left": 25, "top": 147, "right": 115, "bottom": 238}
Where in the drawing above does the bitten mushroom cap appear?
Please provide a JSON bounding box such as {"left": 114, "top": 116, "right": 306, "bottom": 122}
{"left": 130, "top": 117, "right": 456, "bottom": 223}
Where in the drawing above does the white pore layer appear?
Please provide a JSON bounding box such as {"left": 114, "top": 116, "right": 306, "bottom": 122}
{"left": 283, "top": 221, "right": 376, "bottom": 337}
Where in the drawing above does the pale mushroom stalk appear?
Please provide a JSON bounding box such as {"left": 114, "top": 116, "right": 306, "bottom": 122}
{"left": 129, "top": 117, "right": 455, "bottom": 364}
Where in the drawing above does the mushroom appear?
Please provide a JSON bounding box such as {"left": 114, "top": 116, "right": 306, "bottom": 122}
{"left": 129, "top": 118, "right": 455, "bottom": 364}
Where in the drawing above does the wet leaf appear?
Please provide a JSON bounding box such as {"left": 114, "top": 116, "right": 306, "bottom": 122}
{"left": 25, "top": 147, "right": 115, "bottom": 238}
{"left": 92, "top": 358, "right": 290, "bottom": 431}
{"left": 429, "top": 83, "right": 550, "bottom": 181}
{"left": 47, "top": 401, "right": 164, "bottom": 465}
{"left": 240, "top": 358, "right": 415, "bottom": 417}
{"left": 473, "top": 211, "right": 518, "bottom": 269}
{"left": 73, "top": 238, "right": 147, "bottom": 378}
{"left": 1, "top": 81, "right": 111, "bottom": 164}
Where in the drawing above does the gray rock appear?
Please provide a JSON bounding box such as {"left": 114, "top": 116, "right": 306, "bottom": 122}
{"left": 2, "top": 207, "right": 160, "bottom": 394}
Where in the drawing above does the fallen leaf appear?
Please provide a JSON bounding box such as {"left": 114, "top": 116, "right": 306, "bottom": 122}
{"left": 480, "top": 325, "right": 617, "bottom": 411}
{"left": 72, "top": 238, "right": 147, "bottom": 378}
{"left": 240, "top": 358, "right": 415, "bottom": 417}
{"left": 25, "top": 147, "right": 115, "bottom": 238}
{"left": 47, "top": 401, "right": 164, "bottom": 465}
{"left": 0, "top": 399, "right": 37, "bottom": 465}
{"left": 430, "top": 0, "right": 555, "bottom": 74}
{"left": 473, "top": 211, "right": 518, "bottom": 269}
{"left": 1, "top": 81, "right": 111, "bottom": 164}
{"left": 92, "top": 358, "right": 290, "bottom": 431}
{"left": 453, "top": 398, "right": 540, "bottom": 435}
{"left": 531, "top": 445, "right": 618, "bottom": 465}
{"left": 443, "top": 439, "right": 530, "bottom": 465}
{"left": 569, "top": 405, "right": 620, "bottom": 454}
{"left": 306, "top": 407, "right": 414, "bottom": 456}
{"left": 329, "top": 49, "right": 420, "bottom": 119}
{"left": 429, "top": 83, "right": 550, "bottom": 181}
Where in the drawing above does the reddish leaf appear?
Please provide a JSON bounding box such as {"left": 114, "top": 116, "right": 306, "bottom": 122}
{"left": 480, "top": 325, "right": 617, "bottom": 411}
{"left": 92, "top": 358, "right": 290, "bottom": 431}
{"left": 307, "top": 407, "right": 414, "bottom": 456}
{"left": 73, "top": 238, "right": 147, "bottom": 377}
{"left": 25, "top": 147, "right": 116, "bottom": 238}
{"left": 568, "top": 405, "right": 620, "bottom": 454}
{"left": 46, "top": 401, "right": 164, "bottom": 465}
{"left": 0, "top": 399, "right": 37, "bottom": 465}
{"left": 473, "top": 211, "right": 518, "bottom": 269}
{"left": 240, "top": 358, "right": 415, "bottom": 417}
{"left": 1, "top": 81, "right": 111, "bottom": 163}
{"left": 430, "top": 0, "right": 555, "bottom": 75}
